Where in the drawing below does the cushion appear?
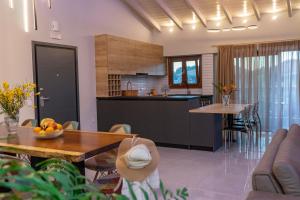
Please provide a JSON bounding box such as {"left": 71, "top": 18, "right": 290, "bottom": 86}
{"left": 246, "top": 191, "right": 300, "bottom": 200}
{"left": 273, "top": 124, "right": 300, "bottom": 196}
{"left": 252, "top": 129, "right": 287, "bottom": 193}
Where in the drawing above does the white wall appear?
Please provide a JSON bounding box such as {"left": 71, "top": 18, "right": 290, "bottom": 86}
{"left": 0, "top": 0, "right": 152, "bottom": 130}
{"left": 2, "top": 0, "right": 300, "bottom": 129}
{"left": 152, "top": 11, "right": 300, "bottom": 56}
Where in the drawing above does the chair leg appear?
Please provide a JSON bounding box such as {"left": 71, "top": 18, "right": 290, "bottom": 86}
{"left": 257, "top": 114, "right": 262, "bottom": 143}
{"left": 93, "top": 170, "right": 100, "bottom": 182}
{"left": 224, "top": 130, "right": 227, "bottom": 152}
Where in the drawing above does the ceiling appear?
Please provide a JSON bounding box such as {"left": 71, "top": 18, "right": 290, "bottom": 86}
{"left": 123, "top": 0, "right": 300, "bottom": 31}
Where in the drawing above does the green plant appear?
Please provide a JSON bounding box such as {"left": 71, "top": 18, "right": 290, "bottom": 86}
{"left": 0, "top": 158, "right": 188, "bottom": 200}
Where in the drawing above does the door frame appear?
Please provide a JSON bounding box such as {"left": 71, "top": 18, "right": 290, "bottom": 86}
{"left": 32, "top": 41, "right": 80, "bottom": 126}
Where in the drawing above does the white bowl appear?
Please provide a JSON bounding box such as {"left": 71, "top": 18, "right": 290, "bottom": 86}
{"left": 34, "top": 129, "right": 64, "bottom": 139}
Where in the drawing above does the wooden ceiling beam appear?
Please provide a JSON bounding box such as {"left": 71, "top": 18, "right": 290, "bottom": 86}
{"left": 154, "top": 0, "right": 183, "bottom": 30}
{"left": 184, "top": 0, "right": 207, "bottom": 27}
{"left": 249, "top": 0, "right": 261, "bottom": 21}
{"left": 124, "top": 0, "right": 161, "bottom": 32}
{"left": 286, "top": 0, "right": 293, "bottom": 17}
{"left": 219, "top": 1, "right": 233, "bottom": 24}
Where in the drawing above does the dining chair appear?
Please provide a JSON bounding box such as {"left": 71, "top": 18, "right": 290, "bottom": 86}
{"left": 0, "top": 154, "right": 30, "bottom": 193}
{"left": 18, "top": 119, "right": 38, "bottom": 163}
{"left": 62, "top": 121, "right": 79, "bottom": 130}
{"left": 85, "top": 124, "right": 131, "bottom": 182}
{"left": 21, "top": 119, "right": 38, "bottom": 127}
{"left": 0, "top": 154, "right": 29, "bottom": 164}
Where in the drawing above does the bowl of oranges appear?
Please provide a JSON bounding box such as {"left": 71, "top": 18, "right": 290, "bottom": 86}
{"left": 33, "top": 118, "right": 63, "bottom": 139}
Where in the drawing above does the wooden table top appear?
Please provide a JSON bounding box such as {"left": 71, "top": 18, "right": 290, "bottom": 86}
{"left": 189, "top": 103, "right": 249, "bottom": 114}
{"left": 0, "top": 126, "right": 133, "bottom": 162}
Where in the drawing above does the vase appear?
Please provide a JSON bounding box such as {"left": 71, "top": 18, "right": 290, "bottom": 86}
{"left": 222, "top": 95, "right": 230, "bottom": 106}
{"left": 4, "top": 114, "right": 19, "bottom": 134}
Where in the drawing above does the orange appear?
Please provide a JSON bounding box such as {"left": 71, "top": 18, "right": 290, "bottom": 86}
{"left": 34, "top": 127, "right": 41, "bottom": 133}
{"left": 45, "top": 127, "right": 54, "bottom": 134}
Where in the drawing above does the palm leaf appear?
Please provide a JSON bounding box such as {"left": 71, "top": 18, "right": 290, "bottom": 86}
{"left": 126, "top": 180, "right": 137, "bottom": 200}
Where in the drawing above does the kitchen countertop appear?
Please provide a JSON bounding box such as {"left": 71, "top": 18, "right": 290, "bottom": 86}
{"left": 97, "top": 95, "right": 202, "bottom": 101}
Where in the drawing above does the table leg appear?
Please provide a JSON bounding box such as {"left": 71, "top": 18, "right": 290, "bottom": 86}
{"left": 31, "top": 157, "right": 85, "bottom": 176}
{"left": 227, "top": 114, "right": 236, "bottom": 142}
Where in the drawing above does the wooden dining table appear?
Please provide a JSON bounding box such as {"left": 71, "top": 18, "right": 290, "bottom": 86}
{"left": 0, "top": 126, "right": 133, "bottom": 175}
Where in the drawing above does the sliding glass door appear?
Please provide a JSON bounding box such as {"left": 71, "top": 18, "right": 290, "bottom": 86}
{"left": 234, "top": 50, "right": 300, "bottom": 132}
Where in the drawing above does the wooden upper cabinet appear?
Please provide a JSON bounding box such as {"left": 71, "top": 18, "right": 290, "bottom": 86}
{"left": 95, "top": 34, "right": 165, "bottom": 75}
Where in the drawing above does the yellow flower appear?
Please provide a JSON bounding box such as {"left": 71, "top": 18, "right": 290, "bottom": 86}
{"left": 0, "top": 82, "right": 36, "bottom": 118}
{"left": 2, "top": 82, "right": 9, "bottom": 90}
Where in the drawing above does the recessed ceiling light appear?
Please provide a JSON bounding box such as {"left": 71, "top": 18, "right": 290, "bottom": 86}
{"left": 232, "top": 26, "right": 246, "bottom": 31}
{"left": 192, "top": 24, "right": 196, "bottom": 30}
{"left": 243, "top": 19, "right": 248, "bottom": 24}
{"left": 207, "top": 29, "right": 221, "bottom": 33}
{"left": 272, "top": 15, "right": 278, "bottom": 20}
{"left": 248, "top": 25, "right": 258, "bottom": 29}
{"left": 216, "top": 22, "right": 221, "bottom": 27}
{"left": 222, "top": 28, "right": 231, "bottom": 32}
{"left": 169, "top": 27, "right": 174, "bottom": 32}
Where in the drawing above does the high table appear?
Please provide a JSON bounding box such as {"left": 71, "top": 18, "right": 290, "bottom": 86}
{"left": 0, "top": 126, "right": 133, "bottom": 175}
{"left": 189, "top": 103, "right": 248, "bottom": 151}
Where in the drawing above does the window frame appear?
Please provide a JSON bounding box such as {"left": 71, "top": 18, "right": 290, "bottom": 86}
{"left": 167, "top": 55, "right": 202, "bottom": 89}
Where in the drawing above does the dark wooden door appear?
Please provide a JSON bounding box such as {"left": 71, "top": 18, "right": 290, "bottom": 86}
{"left": 32, "top": 42, "right": 79, "bottom": 125}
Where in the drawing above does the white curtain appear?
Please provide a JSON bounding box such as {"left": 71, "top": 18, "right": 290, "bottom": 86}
{"left": 234, "top": 42, "right": 300, "bottom": 132}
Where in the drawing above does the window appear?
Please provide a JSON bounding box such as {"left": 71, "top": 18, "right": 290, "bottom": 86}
{"left": 167, "top": 55, "right": 201, "bottom": 88}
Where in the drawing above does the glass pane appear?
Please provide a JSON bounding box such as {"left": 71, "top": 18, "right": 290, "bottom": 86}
{"left": 186, "top": 60, "right": 197, "bottom": 84}
{"left": 173, "top": 61, "right": 182, "bottom": 85}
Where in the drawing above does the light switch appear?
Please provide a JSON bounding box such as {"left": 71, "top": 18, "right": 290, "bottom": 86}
{"left": 50, "top": 21, "right": 59, "bottom": 32}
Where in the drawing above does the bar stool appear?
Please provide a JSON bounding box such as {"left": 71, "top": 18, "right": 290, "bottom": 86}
{"left": 223, "top": 105, "right": 253, "bottom": 151}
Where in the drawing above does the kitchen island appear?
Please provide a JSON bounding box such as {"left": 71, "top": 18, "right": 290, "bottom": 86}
{"left": 97, "top": 96, "right": 201, "bottom": 148}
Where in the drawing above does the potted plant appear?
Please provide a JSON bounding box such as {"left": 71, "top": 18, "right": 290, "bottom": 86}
{"left": 0, "top": 82, "right": 36, "bottom": 134}
{"left": 0, "top": 158, "right": 189, "bottom": 200}
{"left": 213, "top": 83, "right": 237, "bottom": 106}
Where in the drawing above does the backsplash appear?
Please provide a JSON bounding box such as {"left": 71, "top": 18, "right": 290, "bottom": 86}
{"left": 121, "top": 75, "right": 202, "bottom": 95}
{"left": 121, "top": 75, "right": 163, "bottom": 96}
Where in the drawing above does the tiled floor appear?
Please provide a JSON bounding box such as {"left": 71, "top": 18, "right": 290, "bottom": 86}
{"left": 86, "top": 132, "right": 273, "bottom": 200}
{"left": 158, "top": 133, "right": 273, "bottom": 200}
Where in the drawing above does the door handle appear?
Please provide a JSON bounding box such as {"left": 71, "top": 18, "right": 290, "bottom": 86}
{"left": 40, "top": 96, "right": 50, "bottom": 107}
{"left": 40, "top": 97, "right": 50, "bottom": 101}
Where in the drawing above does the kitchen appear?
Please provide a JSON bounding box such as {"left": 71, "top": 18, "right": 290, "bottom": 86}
{"left": 96, "top": 34, "right": 217, "bottom": 150}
